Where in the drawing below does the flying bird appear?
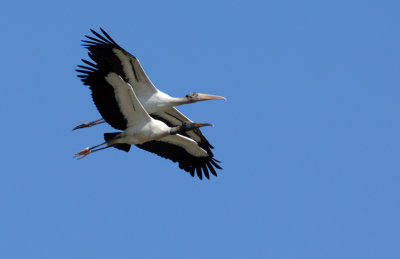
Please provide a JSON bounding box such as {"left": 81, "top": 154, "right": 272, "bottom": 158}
{"left": 74, "top": 28, "right": 225, "bottom": 144}
{"left": 75, "top": 58, "right": 222, "bottom": 179}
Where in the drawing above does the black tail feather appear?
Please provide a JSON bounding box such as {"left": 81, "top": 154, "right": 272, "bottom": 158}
{"left": 104, "top": 132, "right": 131, "bottom": 152}
{"left": 104, "top": 132, "right": 120, "bottom": 141}
{"left": 114, "top": 144, "right": 131, "bottom": 152}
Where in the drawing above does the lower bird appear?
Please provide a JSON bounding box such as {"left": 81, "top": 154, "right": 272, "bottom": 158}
{"left": 74, "top": 61, "right": 221, "bottom": 179}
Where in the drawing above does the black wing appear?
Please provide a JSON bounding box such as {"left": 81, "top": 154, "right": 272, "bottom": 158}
{"left": 81, "top": 28, "right": 157, "bottom": 91}
{"left": 136, "top": 140, "right": 222, "bottom": 180}
{"left": 76, "top": 59, "right": 127, "bottom": 130}
{"left": 81, "top": 28, "right": 130, "bottom": 79}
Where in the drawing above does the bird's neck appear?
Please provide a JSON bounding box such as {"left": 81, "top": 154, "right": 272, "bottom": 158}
{"left": 168, "top": 96, "right": 190, "bottom": 106}
{"left": 169, "top": 125, "right": 182, "bottom": 135}
{"left": 145, "top": 94, "right": 188, "bottom": 112}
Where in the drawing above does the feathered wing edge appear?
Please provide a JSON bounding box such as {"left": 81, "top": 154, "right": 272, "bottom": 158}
{"left": 76, "top": 59, "right": 128, "bottom": 130}
{"left": 136, "top": 140, "right": 222, "bottom": 180}
{"left": 81, "top": 28, "right": 119, "bottom": 49}
{"left": 82, "top": 28, "right": 158, "bottom": 93}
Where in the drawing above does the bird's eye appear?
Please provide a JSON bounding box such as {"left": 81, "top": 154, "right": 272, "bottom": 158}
{"left": 186, "top": 93, "right": 197, "bottom": 99}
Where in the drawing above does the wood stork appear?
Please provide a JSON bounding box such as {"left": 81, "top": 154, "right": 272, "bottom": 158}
{"left": 74, "top": 59, "right": 222, "bottom": 179}
{"left": 74, "top": 28, "right": 225, "bottom": 168}
{"left": 73, "top": 28, "right": 225, "bottom": 133}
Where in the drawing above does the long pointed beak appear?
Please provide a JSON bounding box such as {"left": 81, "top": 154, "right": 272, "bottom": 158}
{"left": 196, "top": 93, "right": 226, "bottom": 101}
{"left": 193, "top": 123, "right": 214, "bottom": 128}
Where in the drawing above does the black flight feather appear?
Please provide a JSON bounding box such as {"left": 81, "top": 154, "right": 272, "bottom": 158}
{"left": 76, "top": 60, "right": 127, "bottom": 130}
{"left": 136, "top": 140, "right": 222, "bottom": 179}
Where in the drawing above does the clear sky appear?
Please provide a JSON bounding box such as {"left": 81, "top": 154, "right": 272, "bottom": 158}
{"left": 1, "top": 0, "right": 399, "bottom": 258}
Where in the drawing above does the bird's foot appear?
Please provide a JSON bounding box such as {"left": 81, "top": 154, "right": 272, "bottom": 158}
{"left": 74, "top": 147, "right": 91, "bottom": 159}
{"left": 72, "top": 119, "right": 104, "bottom": 130}
{"left": 73, "top": 122, "right": 94, "bottom": 130}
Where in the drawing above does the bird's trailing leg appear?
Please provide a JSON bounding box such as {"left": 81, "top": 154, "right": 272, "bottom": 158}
{"left": 72, "top": 118, "right": 105, "bottom": 130}
{"left": 74, "top": 141, "right": 111, "bottom": 159}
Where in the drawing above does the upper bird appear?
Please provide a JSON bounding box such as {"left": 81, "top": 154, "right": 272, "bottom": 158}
{"left": 74, "top": 28, "right": 225, "bottom": 129}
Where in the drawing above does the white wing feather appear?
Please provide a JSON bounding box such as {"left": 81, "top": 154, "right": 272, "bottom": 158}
{"left": 159, "top": 135, "right": 208, "bottom": 157}
{"left": 105, "top": 72, "right": 152, "bottom": 127}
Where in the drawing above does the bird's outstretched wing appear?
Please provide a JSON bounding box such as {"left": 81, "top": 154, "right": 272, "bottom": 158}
{"left": 82, "top": 28, "right": 158, "bottom": 97}
{"left": 76, "top": 60, "right": 151, "bottom": 130}
{"left": 136, "top": 135, "right": 222, "bottom": 180}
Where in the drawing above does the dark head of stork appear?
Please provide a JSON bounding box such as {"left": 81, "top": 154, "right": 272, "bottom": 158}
{"left": 184, "top": 93, "right": 226, "bottom": 103}
{"left": 170, "top": 122, "right": 213, "bottom": 135}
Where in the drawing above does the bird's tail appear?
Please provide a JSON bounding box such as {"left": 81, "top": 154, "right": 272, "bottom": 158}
{"left": 104, "top": 132, "right": 131, "bottom": 152}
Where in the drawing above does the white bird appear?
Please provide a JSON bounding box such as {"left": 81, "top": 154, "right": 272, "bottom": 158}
{"left": 74, "top": 28, "right": 225, "bottom": 160}
{"left": 74, "top": 59, "right": 222, "bottom": 179}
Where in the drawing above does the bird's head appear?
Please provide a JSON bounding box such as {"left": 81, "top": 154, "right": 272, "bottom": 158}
{"left": 170, "top": 122, "right": 214, "bottom": 135}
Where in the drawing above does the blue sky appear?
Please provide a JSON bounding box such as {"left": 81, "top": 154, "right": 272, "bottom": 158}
{"left": 1, "top": 0, "right": 399, "bottom": 258}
